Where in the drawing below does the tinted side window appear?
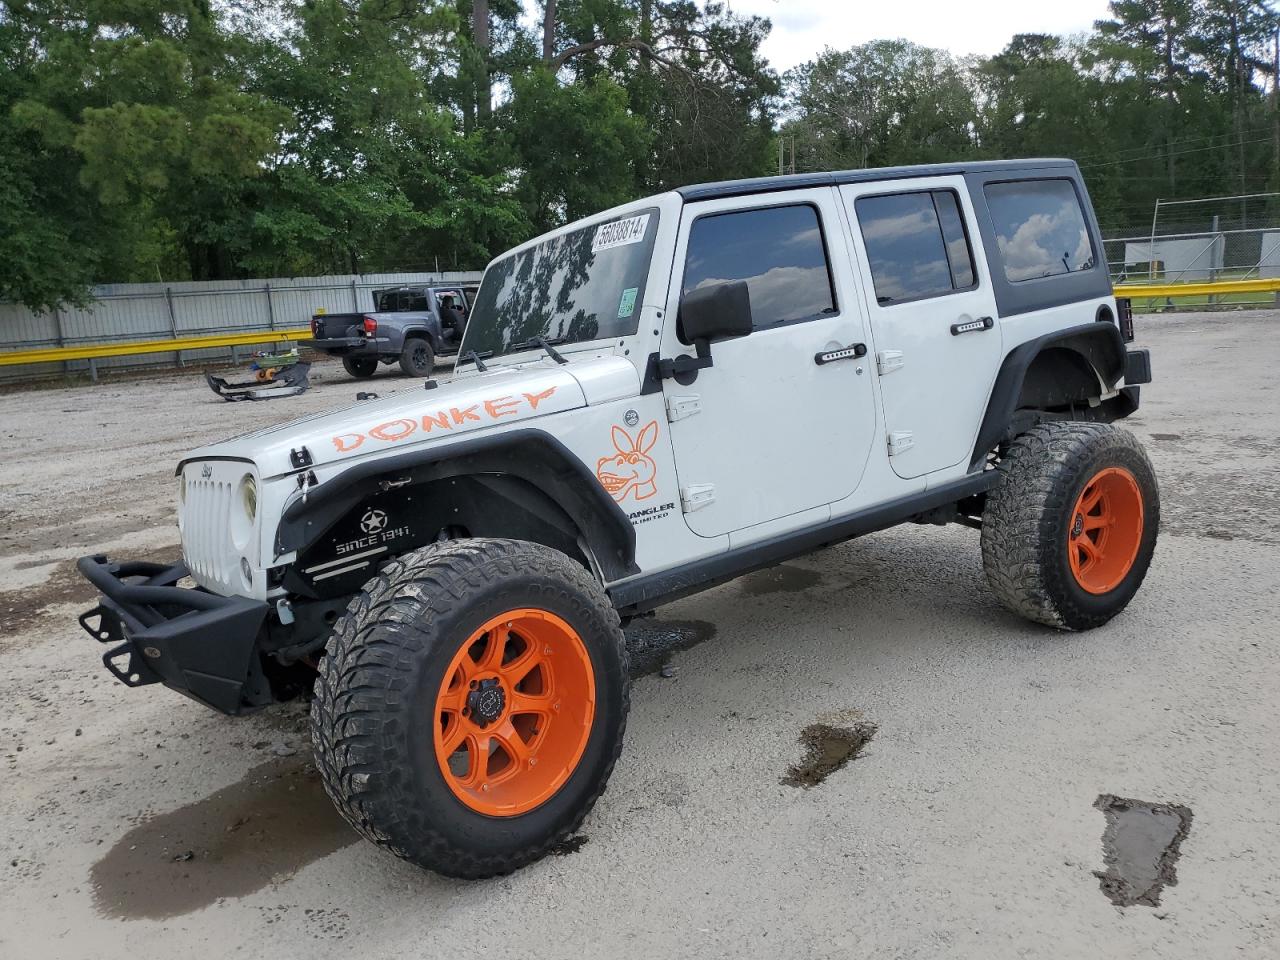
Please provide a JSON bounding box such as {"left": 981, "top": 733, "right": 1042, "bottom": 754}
{"left": 407, "top": 294, "right": 429, "bottom": 310}
{"left": 985, "top": 179, "right": 1096, "bottom": 283}
{"left": 856, "top": 190, "right": 977, "bottom": 305}
{"left": 682, "top": 204, "right": 836, "bottom": 332}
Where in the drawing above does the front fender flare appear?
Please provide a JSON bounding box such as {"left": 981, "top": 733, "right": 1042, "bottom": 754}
{"left": 273, "top": 429, "right": 638, "bottom": 582}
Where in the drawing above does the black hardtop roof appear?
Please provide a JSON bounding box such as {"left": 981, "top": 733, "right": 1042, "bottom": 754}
{"left": 676, "top": 158, "right": 1079, "bottom": 203}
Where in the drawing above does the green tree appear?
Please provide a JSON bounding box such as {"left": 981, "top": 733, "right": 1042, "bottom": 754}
{"left": 783, "top": 40, "right": 978, "bottom": 172}
{"left": 541, "top": 1, "right": 779, "bottom": 190}
{"left": 503, "top": 68, "right": 649, "bottom": 233}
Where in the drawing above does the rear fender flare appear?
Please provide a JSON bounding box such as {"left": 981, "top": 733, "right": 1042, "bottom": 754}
{"left": 970, "top": 322, "right": 1125, "bottom": 469}
{"left": 393, "top": 324, "right": 439, "bottom": 352}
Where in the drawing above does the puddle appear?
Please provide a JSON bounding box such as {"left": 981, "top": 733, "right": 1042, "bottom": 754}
{"left": 91, "top": 759, "right": 357, "bottom": 919}
{"left": 0, "top": 545, "right": 180, "bottom": 637}
{"left": 0, "top": 560, "right": 94, "bottom": 635}
{"left": 1150, "top": 433, "right": 1183, "bottom": 441}
{"left": 624, "top": 619, "right": 716, "bottom": 679}
{"left": 738, "top": 563, "right": 823, "bottom": 596}
{"left": 781, "top": 722, "right": 877, "bottom": 788}
{"left": 1093, "top": 794, "right": 1193, "bottom": 908}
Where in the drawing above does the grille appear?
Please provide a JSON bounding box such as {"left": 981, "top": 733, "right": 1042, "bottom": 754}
{"left": 181, "top": 474, "right": 239, "bottom": 595}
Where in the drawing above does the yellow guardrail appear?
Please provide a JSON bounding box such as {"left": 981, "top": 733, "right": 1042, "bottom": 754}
{"left": 1113, "top": 277, "right": 1280, "bottom": 298}
{"left": 2, "top": 276, "right": 1279, "bottom": 371}
{"left": 0, "top": 327, "right": 313, "bottom": 367}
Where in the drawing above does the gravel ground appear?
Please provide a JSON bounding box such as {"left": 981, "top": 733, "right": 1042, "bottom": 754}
{"left": 1, "top": 314, "right": 1277, "bottom": 959}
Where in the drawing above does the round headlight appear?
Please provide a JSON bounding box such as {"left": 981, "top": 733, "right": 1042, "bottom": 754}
{"left": 240, "top": 474, "right": 258, "bottom": 523}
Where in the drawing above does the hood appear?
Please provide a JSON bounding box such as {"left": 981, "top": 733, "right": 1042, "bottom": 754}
{"left": 181, "top": 356, "right": 639, "bottom": 478}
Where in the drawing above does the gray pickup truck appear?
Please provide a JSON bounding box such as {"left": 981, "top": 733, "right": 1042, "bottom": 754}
{"left": 309, "top": 284, "right": 478, "bottom": 379}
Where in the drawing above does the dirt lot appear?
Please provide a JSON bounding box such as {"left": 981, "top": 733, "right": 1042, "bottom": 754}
{"left": 1, "top": 315, "right": 1277, "bottom": 959}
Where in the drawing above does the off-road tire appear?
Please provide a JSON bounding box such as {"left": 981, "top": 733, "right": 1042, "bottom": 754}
{"left": 981, "top": 422, "right": 1159, "bottom": 631}
{"left": 342, "top": 356, "right": 378, "bottom": 379}
{"left": 311, "top": 538, "right": 629, "bottom": 878}
{"left": 399, "top": 337, "right": 434, "bottom": 378}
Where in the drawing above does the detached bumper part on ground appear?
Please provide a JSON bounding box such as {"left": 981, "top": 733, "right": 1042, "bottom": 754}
{"left": 76, "top": 556, "right": 270, "bottom": 715}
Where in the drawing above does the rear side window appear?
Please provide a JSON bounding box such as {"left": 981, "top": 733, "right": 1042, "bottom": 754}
{"left": 682, "top": 204, "right": 836, "bottom": 332}
{"left": 985, "top": 179, "right": 1096, "bottom": 282}
{"left": 856, "top": 190, "right": 977, "bottom": 305}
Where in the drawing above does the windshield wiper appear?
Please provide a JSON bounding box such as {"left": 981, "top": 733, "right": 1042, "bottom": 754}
{"left": 458, "top": 349, "right": 492, "bottom": 372}
{"left": 512, "top": 336, "right": 568, "bottom": 365}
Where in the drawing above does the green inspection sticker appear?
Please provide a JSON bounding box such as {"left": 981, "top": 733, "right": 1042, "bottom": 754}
{"left": 617, "top": 287, "right": 638, "bottom": 319}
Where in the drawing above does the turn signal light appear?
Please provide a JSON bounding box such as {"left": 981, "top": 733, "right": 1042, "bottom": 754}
{"left": 1116, "top": 298, "right": 1134, "bottom": 343}
{"left": 362, "top": 316, "right": 378, "bottom": 335}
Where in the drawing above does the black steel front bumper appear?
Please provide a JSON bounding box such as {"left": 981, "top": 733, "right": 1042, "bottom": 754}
{"left": 76, "top": 556, "right": 271, "bottom": 715}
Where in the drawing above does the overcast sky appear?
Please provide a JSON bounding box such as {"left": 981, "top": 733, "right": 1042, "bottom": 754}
{"left": 723, "top": 1, "right": 1115, "bottom": 71}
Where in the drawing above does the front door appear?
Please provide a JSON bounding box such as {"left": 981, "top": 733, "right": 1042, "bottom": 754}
{"left": 840, "top": 178, "right": 1004, "bottom": 479}
{"left": 660, "top": 189, "right": 877, "bottom": 539}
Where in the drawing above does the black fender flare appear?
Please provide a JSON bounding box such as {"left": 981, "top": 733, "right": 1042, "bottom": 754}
{"left": 397, "top": 324, "right": 440, "bottom": 351}
{"left": 273, "top": 429, "right": 638, "bottom": 582}
{"left": 970, "top": 321, "right": 1126, "bottom": 469}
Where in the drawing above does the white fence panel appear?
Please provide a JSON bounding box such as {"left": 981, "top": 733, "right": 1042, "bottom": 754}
{"left": 0, "top": 270, "right": 483, "bottom": 382}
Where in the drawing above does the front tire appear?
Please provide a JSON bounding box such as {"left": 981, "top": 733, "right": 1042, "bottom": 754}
{"left": 981, "top": 422, "right": 1159, "bottom": 631}
{"left": 311, "top": 539, "right": 629, "bottom": 878}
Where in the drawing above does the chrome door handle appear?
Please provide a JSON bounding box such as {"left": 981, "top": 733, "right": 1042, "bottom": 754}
{"left": 815, "top": 343, "right": 868, "bottom": 365}
{"left": 951, "top": 316, "right": 994, "bottom": 336}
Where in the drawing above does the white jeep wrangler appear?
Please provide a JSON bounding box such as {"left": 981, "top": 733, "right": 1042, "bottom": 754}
{"left": 78, "top": 159, "right": 1156, "bottom": 878}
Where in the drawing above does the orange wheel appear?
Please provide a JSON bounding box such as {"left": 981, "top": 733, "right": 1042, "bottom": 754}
{"left": 1067, "top": 466, "right": 1144, "bottom": 595}
{"left": 434, "top": 609, "right": 596, "bottom": 817}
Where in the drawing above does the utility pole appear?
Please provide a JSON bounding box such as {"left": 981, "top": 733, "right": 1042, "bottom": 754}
{"left": 1273, "top": 26, "right": 1279, "bottom": 188}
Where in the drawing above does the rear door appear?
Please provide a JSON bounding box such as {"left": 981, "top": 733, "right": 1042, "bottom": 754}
{"left": 661, "top": 189, "right": 878, "bottom": 538}
{"left": 840, "top": 178, "right": 1003, "bottom": 479}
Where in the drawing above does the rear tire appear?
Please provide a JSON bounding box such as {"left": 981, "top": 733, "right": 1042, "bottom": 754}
{"left": 311, "top": 538, "right": 629, "bottom": 878}
{"left": 342, "top": 356, "right": 377, "bottom": 379}
{"left": 399, "top": 338, "right": 434, "bottom": 378}
{"left": 981, "top": 422, "right": 1159, "bottom": 631}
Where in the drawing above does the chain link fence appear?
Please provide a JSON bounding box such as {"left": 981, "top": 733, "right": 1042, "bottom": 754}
{"left": 1103, "top": 192, "right": 1280, "bottom": 311}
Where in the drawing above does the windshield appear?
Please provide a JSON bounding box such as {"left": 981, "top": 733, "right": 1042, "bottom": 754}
{"left": 461, "top": 207, "right": 661, "bottom": 359}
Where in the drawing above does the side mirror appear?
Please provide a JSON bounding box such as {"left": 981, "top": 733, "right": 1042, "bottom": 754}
{"left": 679, "top": 280, "right": 753, "bottom": 345}
{"left": 658, "top": 280, "right": 753, "bottom": 382}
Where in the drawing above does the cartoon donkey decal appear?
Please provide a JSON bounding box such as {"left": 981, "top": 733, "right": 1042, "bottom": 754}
{"left": 596, "top": 421, "right": 659, "bottom": 502}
